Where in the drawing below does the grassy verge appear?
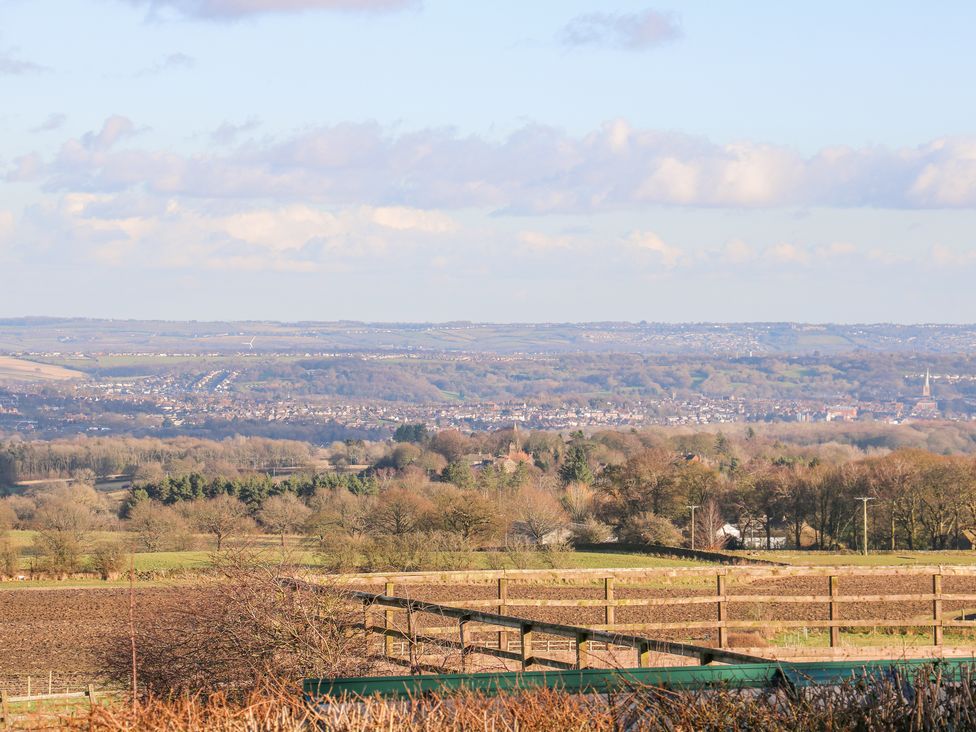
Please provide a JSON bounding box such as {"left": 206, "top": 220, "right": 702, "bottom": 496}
{"left": 728, "top": 550, "right": 976, "bottom": 566}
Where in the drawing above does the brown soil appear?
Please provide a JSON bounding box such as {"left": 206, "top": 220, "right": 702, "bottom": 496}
{"left": 5, "top": 575, "right": 976, "bottom": 680}
{"left": 0, "top": 588, "right": 180, "bottom": 676}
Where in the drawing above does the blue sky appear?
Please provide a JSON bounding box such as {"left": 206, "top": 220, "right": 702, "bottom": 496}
{"left": 1, "top": 0, "right": 975, "bottom": 322}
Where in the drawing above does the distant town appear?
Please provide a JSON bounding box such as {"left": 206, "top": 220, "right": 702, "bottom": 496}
{"left": 2, "top": 319, "right": 975, "bottom": 441}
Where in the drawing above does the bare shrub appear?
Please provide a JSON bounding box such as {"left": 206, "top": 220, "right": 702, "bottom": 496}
{"left": 316, "top": 531, "right": 363, "bottom": 573}
{"left": 569, "top": 518, "right": 614, "bottom": 545}
{"left": 55, "top": 665, "right": 976, "bottom": 731}
{"left": 483, "top": 549, "right": 506, "bottom": 570}
{"left": 617, "top": 511, "right": 682, "bottom": 546}
{"left": 88, "top": 541, "right": 127, "bottom": 580}
{"left": 362, "top": 533, "right": 432, "bottom": 572}
{"left": 426, "top": 530, "right": 477, "bottom": 570}
{"left": 539, "top": 540, "right": 573, "bottom": 569}
{"left": 100, "top": 553, "right": 369, "bottom": 696}
{"left": 503, "top": 536, "right": 538, "bottom": 569}
{"left": 0, "top": 539, "right": 19, "bottom": 578}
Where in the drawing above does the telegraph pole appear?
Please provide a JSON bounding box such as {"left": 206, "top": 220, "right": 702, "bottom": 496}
{"left": 687, "top": 505, "right": 700, "bottom": 551}
{"left": 855, "top": 497, "right": 875, "bottom": 555}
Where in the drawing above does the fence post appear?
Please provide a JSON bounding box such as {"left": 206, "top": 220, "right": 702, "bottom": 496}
{"left": 604, "top": 577, "right": 615, "bottom": 626}
{"left": 933, "top": 571, "right": 943, "bottom": 647}
{"left": 458, "top": 617, "right": 469, "bottom": 672}
{"left": 363, "top": 600, "right": 371, "bottom": 651}
{"left": 575, "top": 632, "right": 589, "bottom": 669}
{"left": 829, "top": 575, "right": 840, "bottom": 648}
{"left": 384, "top": 581, "right": 395, "bottom": 658}
{"left": 716, "top": 570, "right": 728, "bottom": 649}
{"left": 498, "top": 578, "right": 509, "bottom": 652}
{"left": 520, "top": 623, "right": 533, "bottom": 670}
{"left": 636, "top": 641, "right": 651, "bottom": 668}
{"left": 406, "top": 605, "right": 418, "bottom": 671}
{"left": 1, "top": 689, "right": 8, "bottom": 730}
{"left": 86, "top": 684, "right": 96, "bottom": 709}
{"left": 47, "top": 671, "right": 52, "bottom": 696}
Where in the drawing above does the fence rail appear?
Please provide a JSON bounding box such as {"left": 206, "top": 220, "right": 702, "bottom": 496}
{"left": 284, "top": 578, "right": 768, "bottom": 671}
{"left": 319, "top": 565, "right": 976, "bottom": 653}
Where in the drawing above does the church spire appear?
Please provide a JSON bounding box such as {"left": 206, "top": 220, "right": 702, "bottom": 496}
{"left": 923, "top": 368, "right": 931, "bottom": 398}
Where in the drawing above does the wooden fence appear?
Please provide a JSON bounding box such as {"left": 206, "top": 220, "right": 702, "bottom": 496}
{"left": 0, "top": 686, "right": 97, "bottom": 729}
{"left": 322, "top": 565, "right": 976, "bottom": 656}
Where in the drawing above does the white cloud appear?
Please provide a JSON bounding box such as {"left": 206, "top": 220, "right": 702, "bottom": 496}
{"left": 136, "top": 53, "right": 196, "bottom": 76}
{"left": 126, "top": 0, "right": 418, "bottom": 20}
{"left": 722, "top": 239, "right": 756, "bottom": 264}
{"left": 210, "top": 117, "right": 262, "bottom": 145}
{"left": 560, "top": 9, "right": 681, "bottom": 50}
{"left": 371, "top": 206, "right": 456, "bottom": 233}
{"left": 816, "top": 242, "right": 857, "bottom": 258}
{"left": 931, "top": 244, "right": 976, "bottom": 267}
{"left": 517, "top": 231, "right": 573, "bottom": 252}
{"left": 5, "top": 153, "right": 43, "bottom": 182}
{"left": 31, "top": 114, "right": 67, "bottom": 133}
{"left": 0, "top": 49, "right": 49, "bottom": 75}
{"left": 80, "top": 116, "right": 139, "bottom": 151}
{"left": 628, "top": 230, "right": 682, "bottom": 267}
{"left": 6, "top": 193, "right": 458, "bottom": 274}
{"left": 765, "top": 242, "right": 810, "bottom": 265}
{"left": 0, "top": 211, "right": 14, "bottom": 238}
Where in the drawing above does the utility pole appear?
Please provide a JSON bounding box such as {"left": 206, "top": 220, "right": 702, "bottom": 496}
{"left": 855, "top": 497, "right": 875, "bottom": 555}
{"left": 687, "top": 505, "right": 700, "bottom": 551}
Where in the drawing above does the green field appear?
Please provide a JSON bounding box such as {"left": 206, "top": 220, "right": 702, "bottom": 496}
{"left": 735, "top": 550, "right": 976, "bottom": 566}
{"left": 1, "top": 529, "right": 710, "bottom": 590}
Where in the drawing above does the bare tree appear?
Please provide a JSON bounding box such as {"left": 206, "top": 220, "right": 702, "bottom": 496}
{"left": 514, "top": 483, "right": 569, "bottom": 544}
{"left": 258, "top": 493, "right": 312, "bottom": 547}
{"left": 127, "top": 500, "right": 188, "bottom": 552}
{"left": 694, "top": 499, "right": 728, "bottom": 550}
{"left": 368, "top": 486, "right": 432, "bottom": 537}
{"left": 186, "top": 495, "right": 254, "bottom": 550}
{"left": 32, "top": 494, "right": 95, "bottom": 575}
{"left": 561, "top": 482, "right": 595, "bottom": 522}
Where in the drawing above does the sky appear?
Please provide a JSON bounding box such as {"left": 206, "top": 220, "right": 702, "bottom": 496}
{"left": 1, "top": 0, "right": 976, "bottom": 323}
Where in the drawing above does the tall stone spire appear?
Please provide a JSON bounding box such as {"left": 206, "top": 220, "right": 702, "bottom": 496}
{"left": 923, "top": 368, "right": 931, "bottom": 398}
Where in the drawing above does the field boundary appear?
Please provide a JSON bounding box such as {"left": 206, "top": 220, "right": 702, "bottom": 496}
{"left": 571, "top": 543, "right": 788, "bottom": 566}
{"left": 318, "top": 565, "right": 976, "bottom": 656}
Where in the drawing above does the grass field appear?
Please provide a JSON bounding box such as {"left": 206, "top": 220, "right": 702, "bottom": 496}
{"left": 0, "top": 355, "right": 84, "bottom": 382}
{"left": 2, "top": 530, "right": 710, "bottom": 590}
{"left": 735, "top": 550, "right": 976, "bottom": 566}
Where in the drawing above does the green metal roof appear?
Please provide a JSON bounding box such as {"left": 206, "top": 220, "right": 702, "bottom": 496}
{"left": 306, "top": 658, "right": 976, "bottom": 700}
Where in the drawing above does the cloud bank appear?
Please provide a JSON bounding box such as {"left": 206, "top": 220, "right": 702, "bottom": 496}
{"left": 18, "top": 117, "right": 976, "bottom": 212}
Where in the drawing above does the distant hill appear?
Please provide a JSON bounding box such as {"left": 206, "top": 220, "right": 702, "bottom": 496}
{"left": 0, "top": 319, "right": 974, "bottom": 356}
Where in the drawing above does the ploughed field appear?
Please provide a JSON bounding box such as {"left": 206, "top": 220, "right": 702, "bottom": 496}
{"left": 0, "top": 588, "right": 180, "bottom": 678}
{"left": 4, "top": 575, "right": 976, "bottom": 682}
